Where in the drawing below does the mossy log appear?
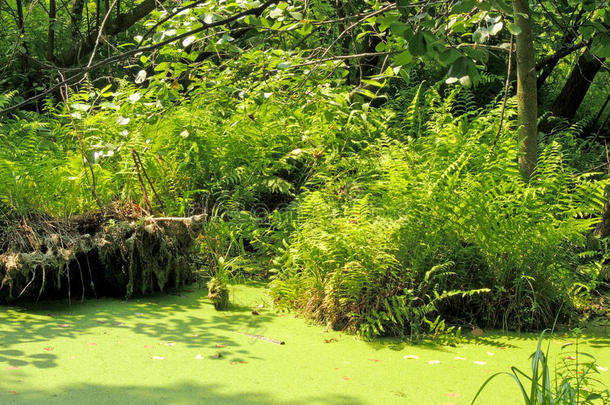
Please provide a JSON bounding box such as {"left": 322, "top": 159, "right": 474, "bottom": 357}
{"left": 0, "top": 214, "right": 206, "bottom": 302}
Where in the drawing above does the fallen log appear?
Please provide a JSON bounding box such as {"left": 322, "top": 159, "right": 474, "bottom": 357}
{"left": 0, "top": 213, "right": 207, "bottom": 302}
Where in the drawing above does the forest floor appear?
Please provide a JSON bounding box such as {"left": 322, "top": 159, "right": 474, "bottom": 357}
{"left": 0, "top": 283, "right": 608, "bottom": 405}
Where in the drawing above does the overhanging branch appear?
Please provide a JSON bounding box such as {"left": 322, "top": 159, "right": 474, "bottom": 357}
{"left": 0, "top": 0, "right": 279, "bottom": 117}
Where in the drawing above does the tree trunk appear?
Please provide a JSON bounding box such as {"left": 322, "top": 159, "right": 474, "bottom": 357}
{"left": 551, "top": 51, "right": 603, "bottom": 120}
{"left": 47, "top": 0, "right": 56, "bottom": 61}
{"left": 60, "top": 0, "right": 164, "bottom": 66}
{"left": 70, "top": 0, "right": 86, "bottom": 38}
{"left": 512, "top": 0, "right": 538, "bottom": 178}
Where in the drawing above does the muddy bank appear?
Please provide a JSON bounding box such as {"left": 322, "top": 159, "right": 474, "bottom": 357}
{"left": 0, "top": 213, "right": 206, "bottom": 302}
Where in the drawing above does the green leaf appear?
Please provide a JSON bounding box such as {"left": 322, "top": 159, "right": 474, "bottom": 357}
{"left": 452, "top": 0, "right": 477, "bottom": 14}
{"left": 375, "top": 42, "right": 387, "bottom": 52}
{"left": 506, "top": 22, "right": 521, "bottom": 35}
{"left": 437, "top": 48, "right": 461, "bottom": 66}
{"left": 409, "top": 32, "right": 428, "bottom": 56}
{"left": 395, "top": 50, "right": 413, "bottom": 66}
{"left": 390, "top": 22, "right": 409, "bottom": 37}
{"left": 488, "top": 21, "right": 503, "bottom": 36}
{"left": 289, "top": 11, "right": 303, "bottom": 20}
{"left": 579, "top": 25, "right": 596, "bottom": 40}
{"left": 182, "top": 36, "right": 196, "bottom": 47}
{"left": 446, "top": 56, "right": 479, "bottom": 87}
{"left": 71, "top": 103, "right": 90, "bottom": 112}
{"left": 591, "top": 34, "right": 610, "bottom": 58}
{"left": 473, "top": 28, "right": 490, "bottom": 43}
{"left": 269, "top": 7, "right": 283, "bottom": 19}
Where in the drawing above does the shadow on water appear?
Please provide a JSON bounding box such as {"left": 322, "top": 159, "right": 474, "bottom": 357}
{"left": 0, "top": 286, "right": 276, "bottom": 370}
{"left": 0, "top": 285, "right": 367, "bottom": 404}
{"left": 0, "top": 382, "right": 365, "bottom": 405}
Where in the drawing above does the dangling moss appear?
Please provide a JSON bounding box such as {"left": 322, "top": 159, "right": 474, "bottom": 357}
{"left": 0, "top": 214, "right": 206, "bottom": 303}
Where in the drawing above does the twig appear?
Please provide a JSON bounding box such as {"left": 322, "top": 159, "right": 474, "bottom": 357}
{"left": 493, "top": 35, "right": 514, "bottom": 148}
{"left": 236, "top": 331, "right": 285, "bottom": 345}
{"left": 292, "top": 3, "right": 396, "bottom": 93}
{"left": 137, "top": 0, "right": 208, "bottom": 47}
{"left": 86, "top": 0, "right": 119, "bottom": 68}
{"left": 133, "top": 149, "right": 166, "bottom": 214}
{"left": 58, "top": 72, "right": 105, "bottom": 213}
{"left": 131, "top": 149, "right": 152, "bottom": 214}
{"left": 276, "top": 51, "right": 398, "bottom": 70}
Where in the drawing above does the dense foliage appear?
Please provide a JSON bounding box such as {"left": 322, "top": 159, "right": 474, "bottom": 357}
{"left": 0, "top": 0, "right": 609, "bottom": 338}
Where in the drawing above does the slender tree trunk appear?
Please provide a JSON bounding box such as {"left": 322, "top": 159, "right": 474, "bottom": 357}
{"left": 60, "top": 0, "right": 165, "bottom": 66}
{"left": 47, "top": 0, "right": 56, "bottom": 61}
{"left": 592, "top": 92, "right": 610, "bottom": 130}
{"left": 512, "top": 0, "right": 538, "bottom": 178}
{"left": 551, "top": 51, "right": 603, "bottom": 120}
{"left": 14, "top": 0, "right": 30, "bottom": 75}
{"left": 70, "top": 0, "right": 86, "bottom": 38}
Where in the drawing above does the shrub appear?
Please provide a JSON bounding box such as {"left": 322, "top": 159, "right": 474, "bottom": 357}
{"left": 270, "top": 87, "right": 607, "bottom": 337}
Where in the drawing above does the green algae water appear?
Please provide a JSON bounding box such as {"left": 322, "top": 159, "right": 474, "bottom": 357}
{"left": 1, "top": 283, "right": 608, "bottom": 405}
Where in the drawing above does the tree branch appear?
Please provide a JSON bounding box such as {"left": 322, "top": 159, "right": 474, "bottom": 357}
{"left": 0, "top": 0, "right": 279, "bottom": 117}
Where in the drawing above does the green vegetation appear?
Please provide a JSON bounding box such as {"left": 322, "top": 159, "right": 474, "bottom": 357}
{"left": 473, "top": 330, "right": 609, "bottom": 404}
{"left": 0, "top": 0, "right": 609, "bottom": 402}
{"left": 0, "top": 283, "right": 608, "bottom": 404}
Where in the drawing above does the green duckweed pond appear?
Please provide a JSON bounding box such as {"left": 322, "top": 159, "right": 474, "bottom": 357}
{"left": 1, "top": 283, "right": 608, "bottom": 405}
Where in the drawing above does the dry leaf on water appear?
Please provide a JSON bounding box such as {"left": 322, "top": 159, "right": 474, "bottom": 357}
{"left": 368, "top": 359, "right": 381, "bottom": 363}
{"left": 144, "top": 345, "right": 154, "bottom": 349}
{"left": 342, "top": 376, "right": 351, "bottom": 381}
{"left": 8, "top": 390, "right": 17, "bottom": 395}
{"left": 447, "top": 393, "right": 461, "bottom": 398}
{"left": 7, "top": 366, "right": 19, "bottom": 370}
{"left": 44, "top": 347, "right": 54, "bottom": 351}
{"left": 87, "top": 342, "right": 97, "bottom": 347}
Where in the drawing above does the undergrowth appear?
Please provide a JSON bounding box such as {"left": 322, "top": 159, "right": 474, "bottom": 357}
{"left": 269, "top": 86, "right": 608, "bottom": 338}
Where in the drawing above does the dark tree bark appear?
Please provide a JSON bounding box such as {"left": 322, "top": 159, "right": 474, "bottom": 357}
{"left": 47, "top": 0, "right": 56, "bottom": 61}
{"left": 512, "top": 0, "right": 538, "bottom": 178}
{"left": 551, "top": 51, "right": 603, "bottom": 120}
{"left": 60, "top": 0, "right": 166, "bottom": 66}
{"left": 70, "top": 0, "right": 87, "bottom": 38}
{"left": 358, "top": 34, "right": 382, "bottom": 82}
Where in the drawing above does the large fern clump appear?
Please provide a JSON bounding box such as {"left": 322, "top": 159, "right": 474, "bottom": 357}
{"left": 270, "top": 86, "right": 607, "bottom": 337}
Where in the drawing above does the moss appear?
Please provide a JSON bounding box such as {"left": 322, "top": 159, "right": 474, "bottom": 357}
{"left": 0, "top": 214, "right": 205, "bottom": 303}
